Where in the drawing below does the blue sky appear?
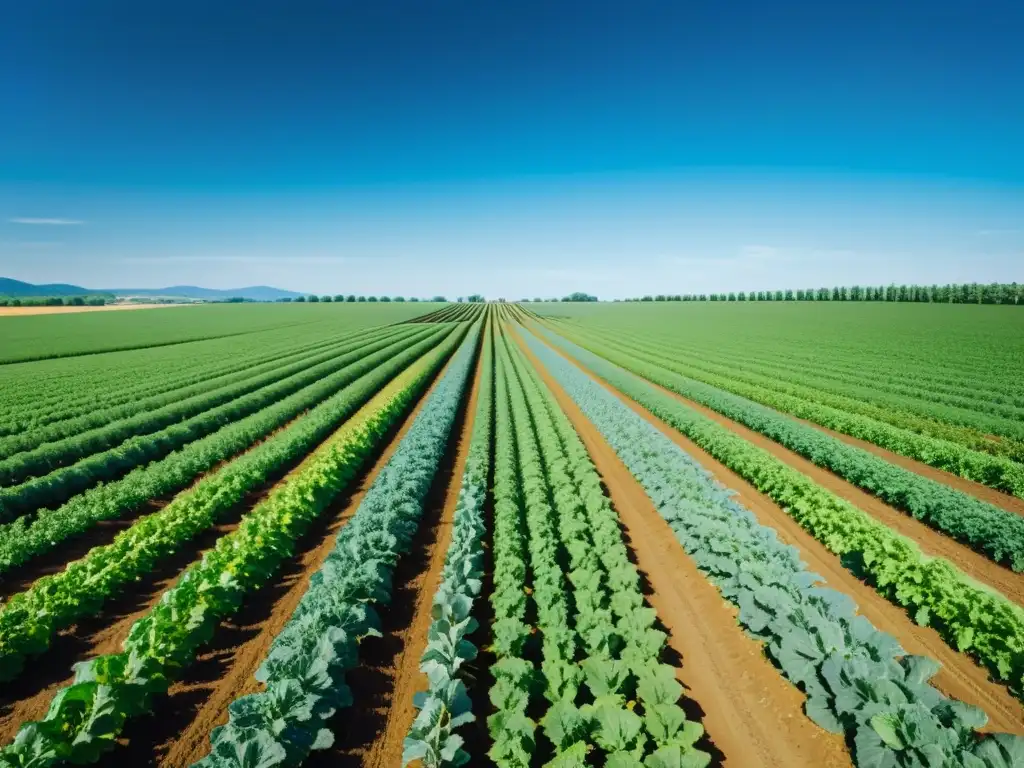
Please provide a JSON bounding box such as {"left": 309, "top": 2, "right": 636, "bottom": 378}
{"left": 1, "top": 1, "right": 1022, "bottom": 298}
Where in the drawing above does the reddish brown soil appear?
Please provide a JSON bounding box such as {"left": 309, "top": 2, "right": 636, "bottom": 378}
{"left": 791, "top": 416, "right": 1024, "bottom": 517}
{"left": 616, "top": 362, "right": 1024, "bottom": 607}
{"left": 315, "top": 337, "right": 483, "bottom": 768}
{"left": 146, "top": 339, "right": 479, "bottom": 768}
{"left": 525, "top": 324, "right": 1024, "bottom": 605}
{"left": 515, "top": 324, "right": 1024, "bottom": 736}
{"left": 0, "top": 513, "right": 241, "bottom": 744}
{"left": 512, "top": 327, "right": 852, "bottom": 767}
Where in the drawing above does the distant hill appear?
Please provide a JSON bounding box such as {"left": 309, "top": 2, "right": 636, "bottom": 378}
{"left": 1, "top": 278, "right": 303, "bottom": 302}
{"left": 0, "top": 277, "right": 102, "bottom": 297}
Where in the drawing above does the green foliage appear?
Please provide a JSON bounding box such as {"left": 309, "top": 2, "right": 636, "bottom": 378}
{"left": 201, "top": 325, "right": 479, "bottom": 768}
{"left": 521, "top": 325, "right": 1024, "bottom": 768}
{"left": 0, "top": 328, "right": 456, "bottom": 683}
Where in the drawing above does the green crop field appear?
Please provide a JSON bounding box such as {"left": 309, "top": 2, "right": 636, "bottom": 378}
{"left": 0, "top": 300, "right": 1021, "bottom": 768}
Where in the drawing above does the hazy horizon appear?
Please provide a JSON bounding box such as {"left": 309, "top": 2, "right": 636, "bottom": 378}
{"left": 2, "top": 1, "right": 1022, "bottom": 298}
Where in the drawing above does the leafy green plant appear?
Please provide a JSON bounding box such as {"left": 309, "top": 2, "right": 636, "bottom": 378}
{"left": 520, "top": 324, "right": 1024, "bottom": 768}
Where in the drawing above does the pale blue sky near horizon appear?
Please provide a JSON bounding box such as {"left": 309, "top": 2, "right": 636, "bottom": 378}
{"left": 1, "top": 1, "right": 1022, "bottom": 299}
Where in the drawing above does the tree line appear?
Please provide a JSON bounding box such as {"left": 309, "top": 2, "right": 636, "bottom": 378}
{"left": 0, "top": 295, "right": 110, "bottom": 307}
{"left": 624, "top": 282, "right": 1024, "bottom": 305}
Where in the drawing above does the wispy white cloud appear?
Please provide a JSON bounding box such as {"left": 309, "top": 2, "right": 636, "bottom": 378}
{"left": 8, "top": 217, "right": 84, "bottom": 226}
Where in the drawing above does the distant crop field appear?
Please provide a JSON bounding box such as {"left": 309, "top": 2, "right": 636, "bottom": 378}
{"left": 0, "top": 301, "right": 447, "bottom": 364}
{"left": 0, "top": 300, "right": 1021, "bottom": 768}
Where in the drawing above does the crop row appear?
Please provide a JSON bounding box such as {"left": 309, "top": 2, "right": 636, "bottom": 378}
{"left": 566, "top": 322, "right": 1024, "bottom": 458}
{"left": 0, "top": 325, "right": 418, "bottom": 485}
{"left": 557, "top": 323, "right": 1024, "bottom": 480}
{"left": 0, "top": 326, "right": 458, "bottom": 682}
{"left": 0, "top": 327, "right": 449, "bottom": 578}
{"left": 0, "top": 323, "right": 383, "bottom": 437}
{"left": 545, "top": 323, "right": 1024, "bottom": 570}
{"left": 403, "top": 320, "right": 494, "bottom": 766}
{"left": 529, "top": 325, "right": 1024, "bottom": 702}
{"left": 519, "top": 325, "right": 1024, "bottom": 768}
{"left": 0, "top": 324, "right": 390, "bottom": 458}
{"left": 487, "top": 328, "right": 710, "bottom": 767}
{"left": 0, "top": 326, "right": 435, "bottom": 521}
{"left": 572, "top": 321, "right": 1024, "bottom": 428}
{"left": 195, "top": 321, "right": 480, "bottom": 767}
{"left": 0, "top": 323, "right": 466, "bottom": 767}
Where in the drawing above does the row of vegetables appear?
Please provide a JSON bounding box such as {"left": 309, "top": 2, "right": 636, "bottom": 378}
{"left": 551, "top": 323, "right": 1024, "bottom": 491}
{"left": 0, "top": 316, "right": 364, "bottom": 433}
{"left": 0, "top": 322, "right": 468, "bottom": 768}
{"left": 402, "top": 321, "right": 495, "bottom": 766}
{"left": 193, "top": 320, "right": 481, "bottom": 767}
{"left": 530, "top": 323, "right": 1024, "bottom": 700}
{"left": 519, "top": 324, "right": 1024, "bottom": 768}
{"left": 570, "top": 321, "right": 1024, "bottom": 433}
{"left": 543, "top": 323, "right": 1024, "bottom": 571}
{"left": 0, "top": 326, "right": 458, "bottom": 682}
{"left": 0, "top": 323, "right": 390, "bottom": 465}
{"left": 486, "top": 327, "right": 711, "bottom": 767}
{"left": 0, "top": 326, "right": 451, "bottom": 577}
{"left": 0, "top": 326, "right": 433, "bottom": 519}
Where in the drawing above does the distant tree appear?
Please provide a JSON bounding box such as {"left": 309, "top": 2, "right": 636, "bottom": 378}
{"left": 357, "top": 295, "right": 366, "bottom": 302}
{"left": 641, "top": 295, "right": 653, "bottom": 302}
{"left": 321, "top": 295, "right": 332, "bottom": 302}
{"left": 533, "top": 297, "right": 543, "bottom": 303}
{"left": 457, "top": 297, "right": 465, "bottom": 303}
{"left": 277, "top": 297, "right": 292, "bottom": 302}
{"left": 67, "top": 296, "right": 86, "bottom": 306}
{"left": 333, "top": 295, "right": 344, "bottom": 302}
{"left": 368, "top": 296, "right": 378, "bottom": 302}
{"left": 308, "top": 295, "right": 320, "bottom": 302}
{"left": 378, "top": 296, "right": 390, "bottom": 302}
{"left": 294, "top": 296, "right": 306, "bottom": 303}
{"left": 563, "top": 292, "right": 597, "bottom": 302}
{"left": 467, "top": 294, "right": 485, "bottom": 303}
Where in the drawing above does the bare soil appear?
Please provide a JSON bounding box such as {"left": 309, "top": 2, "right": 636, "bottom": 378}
{"left": 516, "top": 324, "right": 1024, "bottom": 736}
{"left": 313, "top": 336, "right": 483, "bottom": 768}
{"left": 512, "top": 326, "right": 853, "bottom": 767}
{"left": 623, "top": 368, "right": 1024, "bottom": 606}
{"left": 143, "top": 340, "right": 479, "bottom": 768}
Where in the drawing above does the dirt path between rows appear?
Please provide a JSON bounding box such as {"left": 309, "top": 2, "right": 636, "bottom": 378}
{"left": 514, "top": 323, "right": 1024, "bottom": 736}
{"left": 0, "top": 415, "right": 299, "bottom": 603}
{"left": 614, "top": 355, "right": 1024, "bottom": 607}
{"left": 137, "top": 345, "right": 470, "bottom": 768}
{"left": 527, "top": 323, "right": 1024, "bottom": 605}
{"left": 315, "top": 336, "right": 483, "bottom": 768}
{"left": 0, "top": 512, "right": 242, "bottom": 745}
{"left": 790, "top": 416, "right": 1024, "bottom": 517}
{"left": 511, "top": 326, "right": 852, "bottom": 768}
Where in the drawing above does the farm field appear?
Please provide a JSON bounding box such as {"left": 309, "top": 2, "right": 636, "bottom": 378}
{"left": 0, "top": 300, "right": 1022, "bottom": 768}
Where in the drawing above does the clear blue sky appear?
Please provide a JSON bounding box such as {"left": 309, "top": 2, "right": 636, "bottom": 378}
{"left": 1, "top": 1, "right": 1022, "bottom": 298}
